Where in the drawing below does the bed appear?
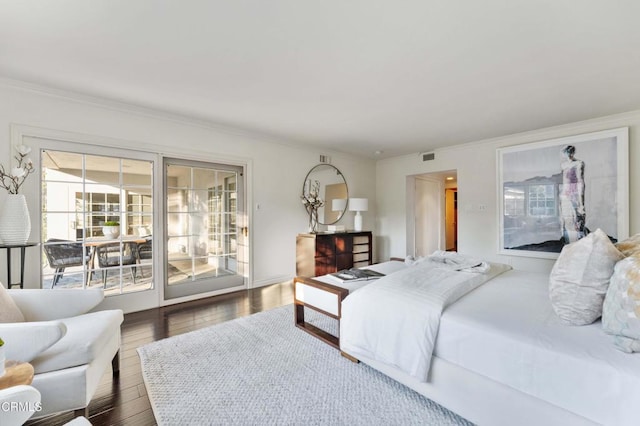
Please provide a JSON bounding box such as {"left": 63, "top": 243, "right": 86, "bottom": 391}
{"left": 294, "top": 253, "right": 640, "bottom": 426}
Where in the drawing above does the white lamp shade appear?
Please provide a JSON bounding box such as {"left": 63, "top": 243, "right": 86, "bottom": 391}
{"left": 349, "top": 198, "right": 368, "bottom": 212}
{"left": 332, "top": 198, "right": 347, "bottom": 212}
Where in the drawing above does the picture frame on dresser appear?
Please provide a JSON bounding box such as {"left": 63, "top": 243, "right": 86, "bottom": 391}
{"left": 497, "top": 127, "right": 629, "bottom": 259}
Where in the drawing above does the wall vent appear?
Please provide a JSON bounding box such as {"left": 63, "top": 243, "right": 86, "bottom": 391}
{"left": 422, "top": 152, "right": 435, "bottom": 161}
{"left": 319, "top": 154, "right": 331, "bottom": 163}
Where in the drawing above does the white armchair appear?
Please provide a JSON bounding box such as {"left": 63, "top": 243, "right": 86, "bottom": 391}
{"left": 0, "top": 385, "right": 41, "bottom": 426}
{"left": 0, "top": 287, "right": 123, "bottom": 419}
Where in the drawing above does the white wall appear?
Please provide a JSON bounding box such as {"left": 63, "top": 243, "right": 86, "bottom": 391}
{"left": 376, "top": 110, "right": 640, "bottom": 273}
{"left": 0, "top": 81, "right": 376, "bottom": 298}
{"left": 5, "top": 79, "right": 638, "bottom": 294}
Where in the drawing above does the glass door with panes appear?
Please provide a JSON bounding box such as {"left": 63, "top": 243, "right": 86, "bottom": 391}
{"left": 41, "top": 150, "right": 154, "bottom": 295}
{"left": 164, "top": 159, "right": 246, "bottom": 299}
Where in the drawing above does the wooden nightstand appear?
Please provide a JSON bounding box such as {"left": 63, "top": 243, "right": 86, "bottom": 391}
{"left": 0, "top": 361, "right": 35, "bottom": 390}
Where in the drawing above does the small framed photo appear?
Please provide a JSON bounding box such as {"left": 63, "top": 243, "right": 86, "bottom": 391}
{"left": 497, "top": 127, "right": 629, "bottom": 258}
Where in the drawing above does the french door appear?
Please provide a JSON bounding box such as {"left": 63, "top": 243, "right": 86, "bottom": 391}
{"left": 164, "top": 158, "right": 246, "bottom": 299}
{"left": 16, "top": 126, "right": 252, "bottom": 312}
{"left": 40, "top": 148, "right": 155, "bottom": 295}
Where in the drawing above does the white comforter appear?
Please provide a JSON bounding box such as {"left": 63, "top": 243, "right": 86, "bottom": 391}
{"left": 340, "top": 254, "right": 511, "bottom": 382}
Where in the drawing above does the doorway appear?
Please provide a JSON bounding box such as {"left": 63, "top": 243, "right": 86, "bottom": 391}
{"left": 409, "top": 170, "right": 458, "bottom": 256}
{"left": 445, "top": 188, "right": 458, "bottom": 251}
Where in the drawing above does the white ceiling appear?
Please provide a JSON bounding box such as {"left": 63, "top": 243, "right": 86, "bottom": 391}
{"left": 2, "top": 1, "right": 640, "bottom": 158}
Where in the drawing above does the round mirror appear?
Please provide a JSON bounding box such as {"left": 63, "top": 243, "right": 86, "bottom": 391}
{"left": 302, "top": 164, "right": 348, "bottom": 225}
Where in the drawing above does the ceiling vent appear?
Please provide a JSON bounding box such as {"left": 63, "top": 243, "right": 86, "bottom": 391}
{"left": 319, "top": 154, "right": 331, "bottom": 163}
{"left": 422, "top": 152, "right": 435, "bottom": 161}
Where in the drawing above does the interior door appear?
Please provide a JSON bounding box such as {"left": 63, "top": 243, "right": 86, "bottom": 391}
{"left": 414, "top": 177, "right": 443, "bottom": 257}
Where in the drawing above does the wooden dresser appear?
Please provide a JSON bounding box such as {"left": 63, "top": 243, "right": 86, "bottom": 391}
{"left": 296, "top": 231, "right": 373, "bottom": 277}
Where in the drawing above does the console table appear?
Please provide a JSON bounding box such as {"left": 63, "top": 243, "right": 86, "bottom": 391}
{"left": 0, "top": 242, "right": 38, "bottom": 289}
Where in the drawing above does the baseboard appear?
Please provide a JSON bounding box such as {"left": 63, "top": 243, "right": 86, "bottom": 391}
{"left": 251, "top": 275, "right": 292, "bottom": 288}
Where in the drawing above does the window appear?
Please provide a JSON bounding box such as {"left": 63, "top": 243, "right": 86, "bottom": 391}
{"left": 127, "top": 192, "right": 153, "bottom": 236}
{"left": 207, "top": 176, "right": 237, "bottom": 264}
{"left": 503, "top": 185, "right": 525, "bottom": 216}
{"left": 528, "top": 184, "right": 556, "bottom": 216}
{"left": 41, "top": 150, "right": 154, "bottom": 295}
{"left": 75, "top": 192, "right": 121, "bottom": 238}
{"left": 504, "top": 184, "right": 557, "bottom": 218}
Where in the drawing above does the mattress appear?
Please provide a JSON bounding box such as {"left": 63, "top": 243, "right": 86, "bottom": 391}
{"left": 297, "top": 261, "right": 408, "bottom": 317}
{"left": 312, "top": 260, "right": 408, "bottom": 292}
{"left": 340, "top": 257, "right": 512, "bottom": 381}
{"left": 434, "top": 269, "right": 640, "bottom": 426}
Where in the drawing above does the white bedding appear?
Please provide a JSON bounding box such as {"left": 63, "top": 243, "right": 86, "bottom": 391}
{"left": 435, "top": 269, "right": 640, "bottom": 426}
{"left": 340, "top": 255, "right": 511, "bottom": 381}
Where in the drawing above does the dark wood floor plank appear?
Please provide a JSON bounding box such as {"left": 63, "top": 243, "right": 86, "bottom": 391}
{"left": 26, "top": 281, "right": 293, "bottom": 426}
{"left": 111, "top": 409, "right": 157, "bottom": 426}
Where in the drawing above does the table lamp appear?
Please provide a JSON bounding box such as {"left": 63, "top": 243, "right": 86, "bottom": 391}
{"left": 349, "top": 198, "right": 368, "bottom": 232}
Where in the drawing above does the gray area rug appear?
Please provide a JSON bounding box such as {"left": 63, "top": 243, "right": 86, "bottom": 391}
{"left": 138, "top": 304, "right": 472, "bottom": 426}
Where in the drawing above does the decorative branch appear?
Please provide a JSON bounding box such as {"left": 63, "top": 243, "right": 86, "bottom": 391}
{"left": 301, "top": 181, "right": 324, "bottom": 209}
{"left": 0, "top": 144, "right": 34, "bottom": 194}
{"left": 301, "top": 179, "right": 324, "bottom": 232}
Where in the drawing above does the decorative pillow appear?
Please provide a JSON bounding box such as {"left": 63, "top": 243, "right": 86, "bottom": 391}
{"left": 615, "top": 233, "right": 640, "bottom": 257}
{"left": 0, "top": 283, "right": 25, "bottom": 323}
{"left": 549, "top": 228, "right": 624, "bottom": 325}
{"left": 602, "top": 254, "right": 640, "bottom": 352}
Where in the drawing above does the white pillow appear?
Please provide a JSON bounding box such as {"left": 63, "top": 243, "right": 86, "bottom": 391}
{"left": 602, "top": 255, "right": 640, "bottom": 352}
{"left": 0, "top": 284, "right": 25, "bottom": 323}
{"left": 549, "top": 228, "right": 624, "bottom": 325}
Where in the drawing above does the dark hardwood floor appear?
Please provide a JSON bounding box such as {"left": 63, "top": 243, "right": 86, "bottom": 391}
{"left": 27, "top": 281, "right": 294, "bottom": 426}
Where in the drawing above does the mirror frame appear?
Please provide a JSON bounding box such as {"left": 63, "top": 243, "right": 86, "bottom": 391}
{"left": 301, "top": 164, "right": 349, "bottom": 226}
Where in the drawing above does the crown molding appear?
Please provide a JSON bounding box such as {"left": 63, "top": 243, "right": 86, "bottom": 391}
{"left": 0, "top": 76, "right": 369, "bottom": 162}
{"left": 1, "top": 77, "right": 290, "bottom": 139}
{"left": 438, "top": 109, "right": 640, "bottom": 153}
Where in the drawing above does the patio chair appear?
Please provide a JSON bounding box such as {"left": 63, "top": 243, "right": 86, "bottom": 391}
{"left": 137, "top": 236, "right": 152, "bottom": 260}
{"left": 95, "top": 241, "right": 139, "bottom": 287}
{"left": 135, "top": 237, "right": 153, "bottom": 278}
{"left": 43, "top": 239, "right": 91, "bottom": 287}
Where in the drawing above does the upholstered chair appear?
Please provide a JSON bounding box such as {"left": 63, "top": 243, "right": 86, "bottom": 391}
{"left": 0, "top": 286, "right": 123, "bottom": 419}
{"left": 0, "top": 385, "right": 92, "bottom": 425}
{"left": 0, "top": 385, "right": 41, "bottom": 425}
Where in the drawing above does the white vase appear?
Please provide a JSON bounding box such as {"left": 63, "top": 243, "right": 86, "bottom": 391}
{"left": 308, "top": 209, "right": 319, "bottom": 233}
{"left": 0, "top": 194, "right": 31, "bottom": 245}
{"left": 102, "top": 226, "right": 120, "bottom": 239}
